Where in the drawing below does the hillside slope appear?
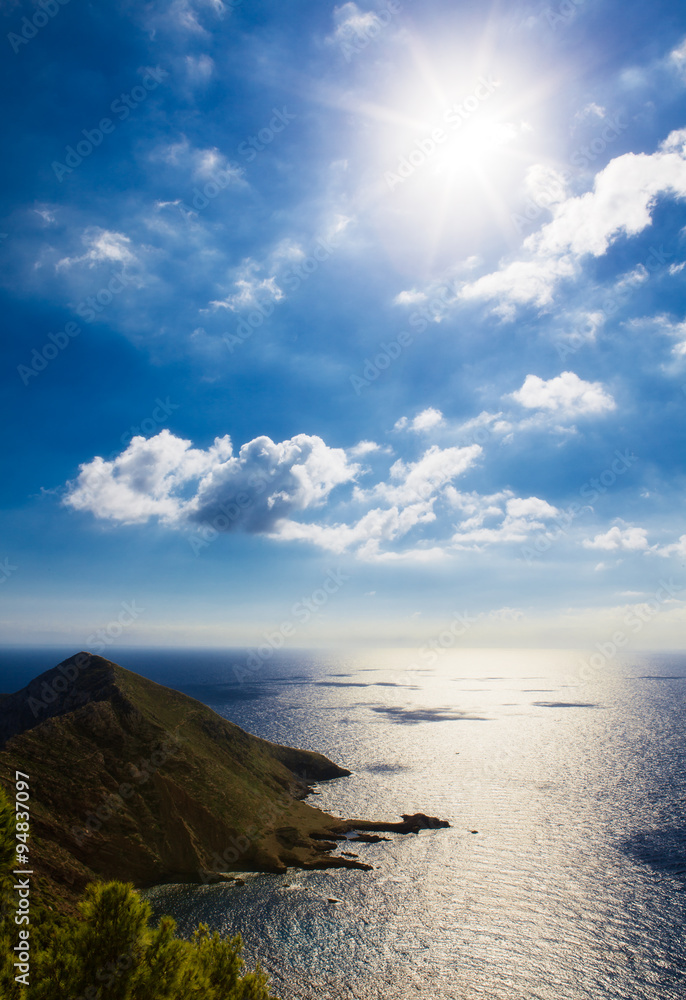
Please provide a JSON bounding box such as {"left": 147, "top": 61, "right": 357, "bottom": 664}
{"left": 0, "top": 652, "right": 361, "bottom": 911}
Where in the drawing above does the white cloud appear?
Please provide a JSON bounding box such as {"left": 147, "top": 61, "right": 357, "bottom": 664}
{"left": 152, "top": 138, "right": 243, "bottom": 186}
{"left": 656, "top": 534, "right": 686, "bottom": 558}
{"left": 63, "top": 427, "right": 487, "bottom": 562}
{"left": 394, "top": 289, "right": 428, "bottom": 306}
{"left": 210, "top": 258, "right": 284, "bottom": 312}
{"left": 63, "top": 430, "right": 231, "bottom": 524}
{"left": 64, "top": 431, "right": 358, "bottom": 533}
{"left": 629, "top": 313, "right": 686, "bottom": 361}
{"left": 459, "top": 134, "right": 686, "bottom": 313}
{"left": 669, "top": 37, "right": 686, "bottom": 79}
{"left": 394, "top": 408, "right": 444, "bottom": 433}
{"left": 450, "top": 410, "right": 514, "bottom": 442}
{"left": 185, "top": 54, "right": 214, "bottom": 83}
{"left": 524, "top": 164, "right": 568, "bottom": 207}
{"left": 662, "top": 317, "right": 686, "bottom": 358}
{"left": 277, "top": 502, "right": 438, "bottom": 560}
{"left": 662, "top": 128, "right": 686, "bottom": 156}
{"left": 511, "top": 371, "right": 616, "bottom": 416}
{"left": 460, "top": 254, "right": 576, "bottom": 312}
{"left": 164, "top": 0, "right": 227, "bottom": 34}
{"left": 372, "top": 445, "right": 481, "bottom": 507}
{"left": 532, "top": 147, "right": 686, "bottom": 258}
{"left": 209, "top": 224, "right": 346, "bottom": 316}
{"left": 34, "top": 208, "right": 56, "bottom": 224}
{"left": 505, "top": 497, "right": 560, "bottom": 520}
{"left": 348, "top": 440, "right": 386, "bottom": 457}
{"left": 330, "top": 2, "right": 382, "bottom": 43}
{"left": 56, "top": 228, "right": 137, "bottom": 271}
{"left": 450, "top": 492, "right": 561, "bottom": 548}
{"left": 575, "top": 102, "right": 606, "bottom": 122}
{"left": 66, "top": 419, "right": 648, "bottom": 565}
{"left": 582, "top": 526, "right": 649, "bottom": 551}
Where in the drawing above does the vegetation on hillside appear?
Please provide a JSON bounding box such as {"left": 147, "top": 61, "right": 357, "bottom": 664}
{"left": 0, "top": 786, "right": 278, "bottom": 999}
{"left": 0, "top": 653, "right": 356, "bottom": 910}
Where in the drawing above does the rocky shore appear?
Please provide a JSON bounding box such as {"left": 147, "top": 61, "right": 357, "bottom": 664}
{"left": 0, "top": 653, "right": 450, "bottom": 910}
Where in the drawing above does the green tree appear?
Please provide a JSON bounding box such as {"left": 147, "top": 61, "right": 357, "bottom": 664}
{"left": 0, "top": 784, "right": 277, "bottom": 999}
{"left": 32, "top": 882, "right": 276, "bottom": 999}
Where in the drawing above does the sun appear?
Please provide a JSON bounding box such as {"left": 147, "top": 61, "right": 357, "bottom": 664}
{"left": 343, "top": 33, "right": 550, "bottom": 268}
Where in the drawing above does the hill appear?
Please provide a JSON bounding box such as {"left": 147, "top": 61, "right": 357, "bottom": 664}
{"left": 0, "top": 652, "right": 365, "bottom": 911}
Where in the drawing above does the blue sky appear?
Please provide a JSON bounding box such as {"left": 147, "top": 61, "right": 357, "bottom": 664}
{"left": 1, "top": 0, "right": 686, "bottom": 650}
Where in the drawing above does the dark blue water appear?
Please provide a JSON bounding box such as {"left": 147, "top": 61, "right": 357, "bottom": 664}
{"left": 2, "top": 645, "right": 685, "bottom": 999}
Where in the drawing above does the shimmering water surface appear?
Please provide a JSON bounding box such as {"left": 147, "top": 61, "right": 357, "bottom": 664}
{"left": 4, "top": 646, "right": 686, "bottom": 998}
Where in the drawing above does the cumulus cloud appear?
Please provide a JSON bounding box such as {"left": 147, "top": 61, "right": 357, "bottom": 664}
{"left": 460, "top": 254, "right": 576, "bottom": 313}
{"left": 505, "top": 497, "right": 560, "bottom": 520}
{"left": 348, "top": 440, "right": 387, "bottom": 457}
{"left": 394, "top": 289, "right": 428, "bottom": 306}
{"left": 459, "top": 134, "right": 686, "bottom": 313}
{"left": 394, "top": 408, "right": 444, "bottom": 433}
{"left": 524, "top": 164, "right": 568, "bottom": 207}
{"left": 63, "top": 420, "right": 645, "bottom": 564}
{"left": 291, "top": 443, "right": 484, "bottom": 560}
{"left": 185, "top": 54, "right": 214, "bottom": 83}
{"left": 211, "top": 257, "right": 284, "bottom": 312}
{"left": 369, "top": 445, "right": 481, "bottom": 507}
{"left": 277, "top": 502, "right": 439, "bottom": 561}
{"left": 152, "top": 138, "right": 244, "bottom": 190}
{"left": 582, "top": 526, "right": 649, "bottom": 550}
{"left": 656, "top": 534, "right": 686, "bottom": 558}
{"left": 669, "top": 37, "right": 686, "bottom": 79}
{"left": 63, "top": 427, "right": 487, "bottom": 562}
{"left": 450, "top": 492, "right": 561, "bottom": 548}
{"left": 574, "top": 102, "right": 606, "bottom": 122}
{"left": 56, "top": 228, "right": 137, "bottom": 271}
{"left": 64, "top": 430, "right": 358, "bottom": 533}
{"left": 330, "top": 2, "right": 383, "bottom": 43}
{"left": 511, "top": 371, "right": 616, "bottom": 416}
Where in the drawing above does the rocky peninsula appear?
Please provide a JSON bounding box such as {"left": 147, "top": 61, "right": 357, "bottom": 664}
{"left": 0, "top": 653, "right": 449, "bottom": 912}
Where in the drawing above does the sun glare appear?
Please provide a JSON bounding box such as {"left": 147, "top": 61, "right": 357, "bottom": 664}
{"left": 350, "top": 36, "right": 550, "bottom": 268}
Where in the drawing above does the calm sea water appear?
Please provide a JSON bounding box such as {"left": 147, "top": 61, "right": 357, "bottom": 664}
{"left": 1, "top": 645, "right": 685, "bottom": 999}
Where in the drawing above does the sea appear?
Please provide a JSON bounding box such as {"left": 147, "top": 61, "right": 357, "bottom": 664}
{"left": 1, "top": 645, "right": 685, "bottom": 999}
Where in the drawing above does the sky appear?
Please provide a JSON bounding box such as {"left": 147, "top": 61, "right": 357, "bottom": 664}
{"left": 1, "top": 0, "right": 686, "bottom": 651}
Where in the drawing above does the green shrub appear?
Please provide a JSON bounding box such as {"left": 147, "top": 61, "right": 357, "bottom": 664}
{"left": 0, "top": 787, "right": 277, "bottom": 999}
